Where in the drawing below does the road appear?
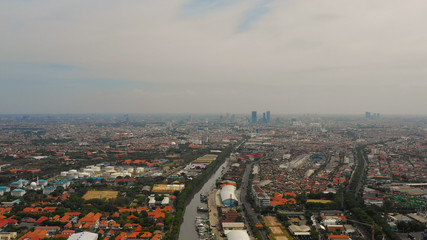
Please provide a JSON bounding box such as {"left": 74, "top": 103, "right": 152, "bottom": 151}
{"left": 207, "top": 188, "right": 224, "bottom": 240}
{"left": 240, "top": 162, "right": 268, "bottom": 240}
{"left": 354, "top": 150, "right": 367, "bottom": 198}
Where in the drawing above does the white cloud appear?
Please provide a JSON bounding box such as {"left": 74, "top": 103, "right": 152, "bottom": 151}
{"left": 1, "top": 0, "right": 427, "bottom": 114}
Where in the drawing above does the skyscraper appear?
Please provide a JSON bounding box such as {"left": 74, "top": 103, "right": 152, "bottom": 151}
{"left": 263, "top": 112, "right": 266, "bottom": 123}
{"left": 251, "top": 111, "right": 257, "bottom": 124}
{"left": 365, "top": 112, "right": 371, "bottom": 120}
{"left": 266, "top": 111, "right": 270, "bottom": 123}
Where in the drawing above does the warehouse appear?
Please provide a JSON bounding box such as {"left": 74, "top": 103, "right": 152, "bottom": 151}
{"left": 226, "top": 230, "right": 250, "bottom": 240}
{"left": 67, "top": 232, "right": 98, "bottom": 240}
{"left": 220, "top": 185, "right": 238, "bottom": 206}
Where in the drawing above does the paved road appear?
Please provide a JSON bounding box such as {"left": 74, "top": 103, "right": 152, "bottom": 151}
{"left": 354, "top": 150, "right": 367, "bottom": 198}
{"left": 348, "top": 148, "right": 367, "bottom": 198}
{"left": 207, "top": 188, "right": 224, "bottom": 240}
{"left": 240, "top": 162, "right": 268, "bottom": 240}
{"left": 345, "top": 148, "right": 370, "bottom": 240}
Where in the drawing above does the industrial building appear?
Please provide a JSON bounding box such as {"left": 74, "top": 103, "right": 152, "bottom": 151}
{"left": 226, "top": 230, "right": 250, "bottom": 240}
{"left": 220, "top": 185, "right": 238, "bottom": 206}
{"left": 67, "top": 231, "right": 98, "bottom": 240}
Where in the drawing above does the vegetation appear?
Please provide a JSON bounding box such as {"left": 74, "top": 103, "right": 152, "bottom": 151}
{"left": 168, "top": 145, "right": 233, "bottom": 239}
{"left": 344, "top": 146, "right": 400, "bottom": 240}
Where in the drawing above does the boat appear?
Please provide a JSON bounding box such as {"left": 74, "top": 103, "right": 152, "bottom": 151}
{"left": 197, "top": 206, "right": 208, "bottom": 212}
{"left": 200, "top": 194, "right": 207, "bottom": 202}
{"left": 195, "top": 216, "right": 212, "bottom": 239}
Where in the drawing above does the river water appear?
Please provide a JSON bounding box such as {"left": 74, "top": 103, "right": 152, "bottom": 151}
{"left": 178, "top": 159, "right": 228, "bottom": 240}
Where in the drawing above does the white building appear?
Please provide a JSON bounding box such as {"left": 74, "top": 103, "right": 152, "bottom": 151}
{"left": 322, "top": 218, "right": 338, "bottom": 226}
{"left": 0, "top": 186, "right": 11, "bottom": 196}
{"left": 43, "top": 186, "right": 56, "bottom": 195}
{"left": 288, "top": 224, "right": 311, "bottom": 236}
{"left": 54, "top": 180, "right": 70, "bottom": 189}
{"left": 27, "top": 182, "right": 41, "bottom": 191}
{"left": 148, "top": 196, "right": 156, "bottom": 207}
{"left": 67, "top": 232, "right": 98, "bottom": 240}
{"left": 10, "top": 179, "right": 29, "bottom": 188}
{"left": 0, "top": 232, "right": 17, "bottom": 240}
{"left": 38, "top": 179, "right": 48, "bottom": 186}
{"left": 220, "top": 185, "right": 238, "bottom": 206}
{"left": 11, "top": 189, "right": 26, "bottom": 197}
{"left": 222, "top": 222, "right": 245, "bottom": 232}
{"left": 104, "top": 166, "right": 115, "bottom": 171}
{"left": 161, "top": 197, "right": 170, "bottom": 205}
{"left": 226, "top": 230, "right": 250, "bottom": 240}
{"left": 252, "top": 185, "right": 270, "bottom": 207}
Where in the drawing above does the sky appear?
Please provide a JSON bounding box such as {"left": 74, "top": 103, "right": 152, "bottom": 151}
{"left": 1, "top": 0, "right": 427, "bottom": 115}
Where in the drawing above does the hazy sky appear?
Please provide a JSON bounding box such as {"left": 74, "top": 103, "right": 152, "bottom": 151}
{"left": 1, "top": 0, "right": 427, "bottom": 115}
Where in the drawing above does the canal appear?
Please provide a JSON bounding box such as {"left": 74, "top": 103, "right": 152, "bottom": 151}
{"left": 178, "top": 159, "right": 229, "bottom": 240}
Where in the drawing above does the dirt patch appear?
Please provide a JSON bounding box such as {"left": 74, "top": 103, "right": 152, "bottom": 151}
{"left": 270, "top": 226, "right": 283, "bottom": 234}
{"left": 275, "top": 236, "right": 289, "bottom": 240}
{"left": 264, "top": 216, "right": 282, "bottom": 226}
{"left": 264, "top": 216, "right": 293, "bottom": 240}
{"left": 83, "top": 190, "right": 119, "bottom": 200}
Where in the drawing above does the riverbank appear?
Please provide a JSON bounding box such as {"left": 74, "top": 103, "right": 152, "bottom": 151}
{"left": 169, "top": 146, "right": 232, "bottom": 240}
{"left": 207, "top": 188, "right": 223, "bottom": 240}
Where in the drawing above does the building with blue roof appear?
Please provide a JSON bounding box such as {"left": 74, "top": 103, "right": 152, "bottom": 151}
{"left": 90, "top": 177, "right": 103, "bottom": 180}
{"left": 54, "top": 179, "right": 71, "bottom": 188}
{"left": 11, "top": 188, "right": 26, "bottom": 197}
{"left": 0, "top": 186, "right": 10, "bottom": 192}
{"left": 43, "top": 186, "right": 56, "bottom": 195}
{"left": 10, "top": 179, "right": 29, "bottom": 188}
{"left": 0, "top": 186, "right": 10, "bottom": 196}
{"left": 37, "top": 179, "right": 48, "bottom": 186}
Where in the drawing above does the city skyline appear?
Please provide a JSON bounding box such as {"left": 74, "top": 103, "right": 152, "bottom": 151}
{"left": 2, "top": 0, "right": 427, "bottom": 115}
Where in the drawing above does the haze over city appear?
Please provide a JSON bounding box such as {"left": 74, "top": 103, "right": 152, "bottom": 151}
{"left": 2, "top": 0, "right": 427, "bottom": 114}
{"left": 3, "top": 2, "right": 427, "bottom": 240}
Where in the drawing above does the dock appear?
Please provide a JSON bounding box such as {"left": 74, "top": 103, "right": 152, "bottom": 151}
{"left": 207, "top": 188, "right": 224, "bottom": 240}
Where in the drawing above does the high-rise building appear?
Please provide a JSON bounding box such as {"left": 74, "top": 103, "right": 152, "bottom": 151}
{"left": 263, "top": 112, "right": 266, "bottom": 123}
{"left": 266, "top": 111, "right": 270, "bottom": 123}
{"left": 251, "top": 111, "right": 257, "bottom": 124}
{"left": 372, "top": 113, "right": 377, "bottom": 119}
{"left": 365, "top": 112, "right": 371, "bottom": 120}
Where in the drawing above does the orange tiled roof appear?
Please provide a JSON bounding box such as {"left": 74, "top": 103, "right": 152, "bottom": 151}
{"left": 60, "top": 215, "right": 70, "bottom": 222}
{"left": 148, "top": 211, "right": 165, "bottom": 219}
{"left": 0, "top": 207, "right": 12, "bottom": 214}
{"left": 127, "top": 232, "right": 140, "bottom": 238}
{"left": 140, "top": 232, "right": 152, "bottom": 238}
{"left": 115, "top": 232, "right": 127, "bottom": 240}
{"left": 328, "top": 235, "right": 351, "bottom": 240}
{"left": 151, "top": 234, "right": 162, "bottom": 240}
{"left": 79, "top": 212, "right": 102, "bottom": 223}
{"left": 18, "top": 229, "right": 49, "bottom": 240}
{"left": 82, "top": 222, "right": 97, "bottom": 229}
